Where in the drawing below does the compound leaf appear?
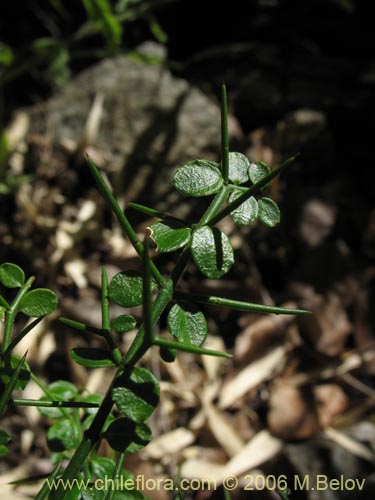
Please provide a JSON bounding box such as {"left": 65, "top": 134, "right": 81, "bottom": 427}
{"left": 173, "top": 160, "right": 223, "bottom": 197}
{"left": 228, "top": 152, "right": 250, "bottom": 185}
{"left": 0, "top": 263, "right": 25, "bottom": 288}
{"left": 167, "top": 302, "right": 207, "bottom": 347}
{"left": 149, "top": 219, "right": 191, "bottom": 253}
{"left": 229, "top": 190, "right": 258, "bottom": 226}
{"left": 104, "top": 418, "right": 151, "bottom": 453}
{"left": 18, "top": 288, "right": 58, "bottom": 317}
{"left": 258, "top": 197, "right": 281, "bottom": 227}
{"left": 112, "top": 367, "right": 159, "bottom": 424}
{"left": 70, "top": 348, "right": 116, "bottom": 368}
{"left": 108, "top": 271, "right": 156, "bottom": 307}
{"left": 191, "top": 226, "right": 234, "bottom": 278}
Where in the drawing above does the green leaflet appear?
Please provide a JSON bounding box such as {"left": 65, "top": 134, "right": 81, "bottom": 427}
{"left": 18, "top": 288, "right": 58, "bottom": 317}
{"left": 258, "top": 197, "right": 281, "bottom": 227}
{"left": 228, "top": 152, "right": 250, "bottom": 185}
{"left": 112, "top": 367, "right": 160, "bottom": 424}
{"left": 111, "top": 314, "right": 137, "bottom": 333}
{"left": 229, "top": 189, "right": 258, "bottom": 226}
{"left": 90, "top": 456, "right": 115, "bottom": 479}
{"left": 104, "top": 418, "right": 151, "bottom": 453}
{"left": 191, "top": 226, "right": 234, "bottom": 278}
{"left": 0, "top": 263, "right": 25, "bottom": 288}
{"left": 70, "top": 348, "right": 116, "bottom": 368}
{"left": 47, "top": 418, "right": 82, "bottom": 451}
{"left": 249, "top": 161, "right": 271, "bottom": 185}
{"left": 173, "top": 160, "right": 223, "bottom": 197}
{"left": 167, "top": 302, "right": 207, "bottom": 347}
{"left": 149, "top": 219, "right": 191, "bottom": 253}
{"left": 108, "top": 270, "right": 156, "bottom": 307}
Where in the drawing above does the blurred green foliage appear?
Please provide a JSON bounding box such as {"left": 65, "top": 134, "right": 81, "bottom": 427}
{"left": 0, "top": 0, "right": 171, "bottom": 104}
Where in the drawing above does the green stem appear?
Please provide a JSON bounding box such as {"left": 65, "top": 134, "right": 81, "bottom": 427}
{"left": 2, "top": 276, "right": 35, "bottom": 353}
{"left": 3, "top": 317, "right": 44, "bottom": 357}
{"left": 0, "top": 353, "right": 26, "bottom": 417}
{"left": 105, "top": 452, "right": 126, "bottom": 500}
{"left": 208, "top": 155, "right": 299, "bottom": 226}
{"left": 35, "top": 462, "right": 63, "bottom": 500}
{"left": 174, "top": 291, "right": 310, "bottom": 316}
{"left": 221, "top": 84, "right": 229, "bottom": 183}
{"left": 59, "top": 317, "right": 106, "bottom": 336}
{"left": 86, "top": 155, "right": 166, "bottom": 288}
{"left": 142, "top": 234, "right": 154, "bottom": 345}
{"left": 128, "top": 202, "right": 187, "bottom": 224}
{"left": 101, "top": 267, "right": 122, "bottom": 365}
{"left": 154, "top": 337, "right": 231, "bottom": 358}
{"left": 123, "top": 284, "right": 173, "bottom": 366}
{"left": 0, "top": 294, "right": 10, "bottom": 309}
{"left": 197, "top": 185, "right": 229, "bottom": 228}
{"left": 11, "top": 399, "right": 100, "bottom": 408}
{"left": 30, "top": 372, "right": 71, "bottom": 420}
{"left": 49, "top": 384, "right": 117, "bottom": 500}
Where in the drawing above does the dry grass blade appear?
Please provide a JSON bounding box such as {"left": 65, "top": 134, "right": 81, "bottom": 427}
{"left": 324, "top": 426, "right": 375, "bottom": 462}
{"left": 219, "top": 345, "right": 286, "bottom": 408}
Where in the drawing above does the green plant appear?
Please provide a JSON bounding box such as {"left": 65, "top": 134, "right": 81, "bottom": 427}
{"left": 0, "top": 85, "right": 307, "bottom": 499}
{"left": 0, "top": 0, "right": 172, "bottom": 93}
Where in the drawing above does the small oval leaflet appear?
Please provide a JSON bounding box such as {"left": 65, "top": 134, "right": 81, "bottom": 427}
{"left": 173, "top": 160, "right": 223, "bottom": 197}
{"left": 228, "top": 152, "right": 250, "bottom": 185}
{"left": 167, "top": 302, "right": 207, "bottom": 347}
{"left": 149, "top": 219, "right": 191, "bottom": 253}
{"left": 191, "top": 226, "right": 234, "bottom": 279}
{"left": 104, "top": 418, "right": 151, "bottom": 453}
{"left": 258, "top": 197, "right": 281, "bottom": 227}
{"left": 249, "top": 161, "right": 271, "bottom": 185}
{"left": 229, "top": 190, "right": 258, "bottom": 227}
{"left": 17, "top": 288, "right": 58, "bottom": 317}
{"left": 47, "top": 418, "right": 82, "bottom": 452}
{"left": 111, "top": 314, "right": 137, "bottom": 333}
{"left": 0, "top": 262, "right": 25, "bottom": 288}
{"left": 112, "top": 367, "right": 160, "bottom": 424}
{"left": 108, "top": 270, "right": 156, "bottom": 307}
{"left": 0, "top": 429, "right": 11, "bottom": 446}
{"left": 70, "top": 348, "right": 116, "bottom": 368}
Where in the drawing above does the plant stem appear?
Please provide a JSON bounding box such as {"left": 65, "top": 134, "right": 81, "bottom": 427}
{"left": 86, "top": 155, "right": 166, "bottom": 288}
{"left": 105, "top": 452, "right": 126, "bottom": 500}
{"left": 0, "top": 353, "right": 26, "bottom": 417}
{"left": 197, "top": 185, "right": 229, "bottom": 228}
{"left": 2, "top": 276, "right": 34, "bottom": 353}
{"left": 154, "top": 336, "right": 231, "bottom": 358}
{"left": 221, "top": 84, "right": 229, "bottom": 183}
{"left": 3, "top": 317, "right": 44, "bottom": 357}
{"left": 11, "top": 399, "right": 100, "bottom": 408}
{"left": 174, "top": 291, "right": 310, "bottom": 316}
{"left": 30, "top": 372, "right": 71, "bottom": 420}
{"left": 101, "top": 267, "right": 122, "bottom": 365}
{"left": 35, "top": 462, "right": 62, "bottom": 500}
{"left": 142, "top": 234, "right": 154, "bottom": 345}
